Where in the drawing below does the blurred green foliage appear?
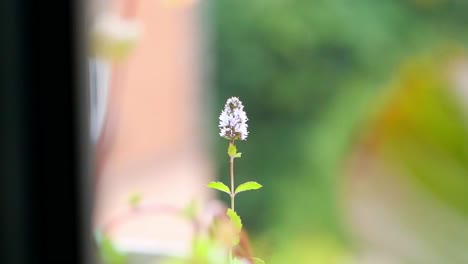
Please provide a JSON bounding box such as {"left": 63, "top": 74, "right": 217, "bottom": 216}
{"left": 96, "top": 231, "right": 128, "bottom": 264}
{"left": 212, "top": 0, "right": 468, "bottom": 261}
{"left": 371, "top": 58, "right": 468, "bottom": 215}
{"left": 354, "top": 55, "right": 468, "bottom": 263}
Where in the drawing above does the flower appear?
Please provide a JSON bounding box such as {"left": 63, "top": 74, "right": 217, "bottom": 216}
{"left": 219, "top": 97, "right": 249, "bottom": 140}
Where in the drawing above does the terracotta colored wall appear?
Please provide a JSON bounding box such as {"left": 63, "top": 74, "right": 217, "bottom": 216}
{"left": 93, "top": 0, "right": 214, "bottom": 255}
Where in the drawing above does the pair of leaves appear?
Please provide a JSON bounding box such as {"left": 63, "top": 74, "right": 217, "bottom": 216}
{"left": 207, "top": 181, "right": 262, "bottom": 195}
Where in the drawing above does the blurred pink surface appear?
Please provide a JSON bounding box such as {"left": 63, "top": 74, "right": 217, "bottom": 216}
{"left": 93, "top": 0, "right": 214, "bottom": 255}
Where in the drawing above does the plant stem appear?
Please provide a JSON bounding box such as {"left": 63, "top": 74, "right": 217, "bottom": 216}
{"left": 229, "top": 140, "right": 235, "bottom": 263}
{"left": 230, "top": 156, "right": 235, "bottom": 210}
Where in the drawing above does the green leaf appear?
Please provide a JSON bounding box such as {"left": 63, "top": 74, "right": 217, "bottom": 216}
{"left": 252, "top": 257, "right": 266, "bottom": 264}
{"left": 226, "top": 208, "right": 242, "bottom": 232}
{"left": 193, "top": 236, "right": 210, "bottom": 260}
{"left": 98, "top": 234, "right": 127, "bottom": 264}
{"left": 235, "top": 152, "right": 242, "bottom": 158}
{"left": 207, "top": 181, "right": 231, "bottom": 194}
{"left": 235, "top": 181, "right": 262, "bottom": 194}
{"left": 192, "top": 236, "right": 227, "bottom": 264}
{"left": 228, "top": 143, "right": 237, "bottom": 158}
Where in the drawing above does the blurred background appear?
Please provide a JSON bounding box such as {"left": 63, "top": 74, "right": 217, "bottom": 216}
{"left": 89, "top": 0, "right": 468, "bottom": 263}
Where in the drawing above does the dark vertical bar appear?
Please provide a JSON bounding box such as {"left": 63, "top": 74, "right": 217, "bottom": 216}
{"left": 0, "top": 0, "right": 30, "bottom": 262}
{"left": 1, "top": 0, "right": 95, "bottom": 261}
{"left": 33, "top": 0, "right": 80, "bottom": 261}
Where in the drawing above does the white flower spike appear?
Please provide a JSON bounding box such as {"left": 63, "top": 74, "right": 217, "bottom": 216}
{"left": 219, "top": 97, "right": 249, "bottom": 140}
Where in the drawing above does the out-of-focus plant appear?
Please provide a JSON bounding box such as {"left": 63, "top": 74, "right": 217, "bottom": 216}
{"left": 363, "top": 53, "right": 468, "bottom": 215}
{"left": 341, "top": 52, "right": 468, "bottom": 263}
{"left": 95, "top": 193, "right": 138, "bottom": 264}
{"left": 267, "top": 234, "right": 354, "bottom": 264}
{"left": 96, "top": 188, "right": 261, "bottom": 263}
{"left": 96, "top": 230, "right": 128, "bottom": 264}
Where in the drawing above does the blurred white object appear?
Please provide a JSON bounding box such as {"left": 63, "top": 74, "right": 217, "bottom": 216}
{"left": 89, "top": 58, "right": 110, "bottom": 144}
{"left": 91, "top": 12, "right": 141, "bottom": 61}
{"left": 93, "top": 12, "right": 140, "bottom": 41}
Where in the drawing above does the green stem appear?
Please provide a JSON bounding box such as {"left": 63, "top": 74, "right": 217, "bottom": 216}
{"left": 230, "top": 156, "right": 235, "bottom": 210}
{"left": 229, "top": 140, "right": 235, "bottom": 263}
